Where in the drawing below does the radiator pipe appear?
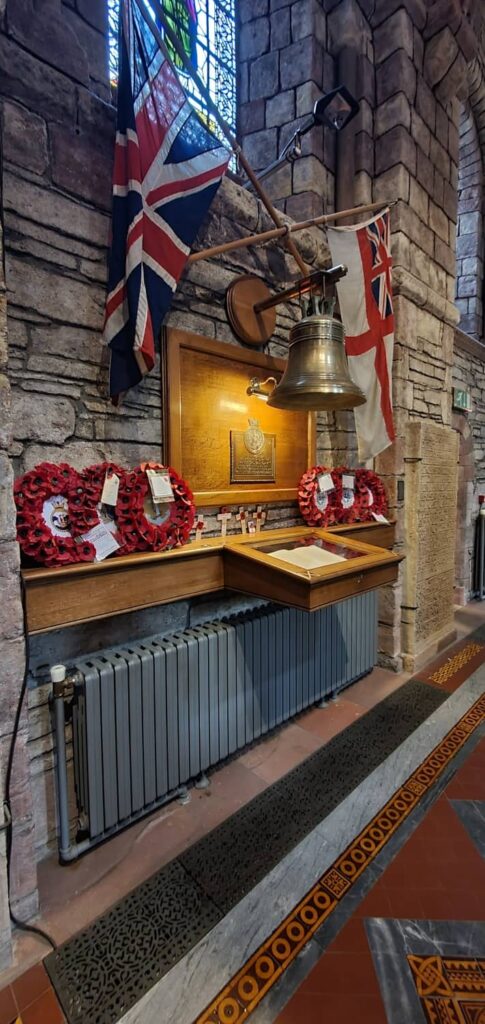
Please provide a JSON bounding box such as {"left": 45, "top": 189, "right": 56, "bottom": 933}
{"left": 479, "top": 501, "right": 485, "bottom": 600}
{"left": 51, "top": 665, "right": 91, "bottom": 863}
{"left": 51, "top": 665, "right": 71, "bottom": 862}
{"left": 51, "top": 662, "right": 189, "bottom": 861}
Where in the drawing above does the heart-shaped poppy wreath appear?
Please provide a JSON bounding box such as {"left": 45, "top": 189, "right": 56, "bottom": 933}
{"left": 67, "top": 461, "right": 135, "bottom": 556}
{"left": 298, "top": 465, "right": 388, "bottom": 527}
{"left": 14, "top": 462, "right": 96, "bottom": 566}
{"left": 115, "top": 462, "right": 196, "bottom": 552}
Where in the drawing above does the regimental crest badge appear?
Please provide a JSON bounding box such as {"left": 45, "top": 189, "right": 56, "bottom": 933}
{"left": 244, "top": 418, "right": 265, "bottom": 455}
{"left": 43, "top": 494, "right": 70, "bottom": 536}
{"left": 230, "top": 419, "right": 276, "bottom": 483}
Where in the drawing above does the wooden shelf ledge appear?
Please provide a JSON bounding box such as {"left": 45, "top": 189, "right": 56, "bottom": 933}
{"left": 22, "top": 521, "right": 396, "bottom": 634}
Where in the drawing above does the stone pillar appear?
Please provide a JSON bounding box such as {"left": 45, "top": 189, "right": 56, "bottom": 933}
{"left": 402, "top": 420, "right": 459, "bottom": 670}
{"left": 0, "top": 0, "right": 111, "bottom": 939}
{"left": 455, "top": 102, "right": 484, "bottom": 339}
{"left": 0, "top": 217, "right": 19, "bottom": 966}
{"left": 238, "top": 0, "right": 335, "bottom": 220}
{"left": 370, "top": 0, "right": 475, "bottom": 667}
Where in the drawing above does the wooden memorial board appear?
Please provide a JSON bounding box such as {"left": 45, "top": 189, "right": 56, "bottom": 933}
{"left": 163, "top": 328, "right": 315, "bottom": 506}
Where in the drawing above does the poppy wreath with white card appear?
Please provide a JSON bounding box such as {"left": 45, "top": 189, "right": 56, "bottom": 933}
{"left": 14, "top": 462, "right": 96, "bottom": 566}
{"left": 67, "top": 462, "right": 133, "bottom": 558}
{"left": 298, "top": 465, "right": 342, "bottom": 527}
{"left": 118, "top": 462, "right": 196, "bottom": 552}
{"left": 354, "top": 468, "right": 388, "bottom": 521}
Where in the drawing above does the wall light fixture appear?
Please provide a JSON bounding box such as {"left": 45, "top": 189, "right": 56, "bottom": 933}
{"left": 246, "top": 376, "right": 277, "bottom": 400}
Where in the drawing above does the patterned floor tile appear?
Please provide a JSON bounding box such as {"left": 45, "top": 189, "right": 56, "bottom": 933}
{"left": 194, "top": 693, "right": 485, "bottom": 1024}
{"left": 408, "top": 954, "right": 485, "bottom": 1023}
{"left": 450, "top": 800, "right": 485, "bottom": 859}
{"left": 417, "top": 634, "right": 485, "bottom": 692}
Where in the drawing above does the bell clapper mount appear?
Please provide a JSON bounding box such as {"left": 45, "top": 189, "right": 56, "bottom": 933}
{"left": 225, "top": 265, "right": 348, "bottom": 348}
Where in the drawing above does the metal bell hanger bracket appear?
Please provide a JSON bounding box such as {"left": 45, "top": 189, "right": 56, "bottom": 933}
{"left": 226, "top": 263, "right": 348, "bottom": 349}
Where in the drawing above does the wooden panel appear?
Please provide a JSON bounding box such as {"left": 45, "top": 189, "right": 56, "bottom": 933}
{"left": 331, "top": 521, "right": 396, "bottom": 549}
{"left": 223, "top": 548, "right": 400, "bottom": 611}
{"left": 24, "top": 550, "right": 224, "bottom": 633}
{"left": 308, "top": 564, "right": 399, "bottom": 610}
{"left": 163, "top": 328, "right": 315, "bottom": 505}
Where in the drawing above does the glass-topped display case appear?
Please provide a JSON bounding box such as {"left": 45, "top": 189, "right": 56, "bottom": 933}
{"left": 223, "top": 526, "right": 402, "bottom": 611}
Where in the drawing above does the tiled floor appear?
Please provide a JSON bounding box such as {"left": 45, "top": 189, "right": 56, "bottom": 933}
{"left": 0, "top": 961, "right": 64, "bottom": 1024}
{"left": 275, "top": 735, "right": 485, "bottom": 1023}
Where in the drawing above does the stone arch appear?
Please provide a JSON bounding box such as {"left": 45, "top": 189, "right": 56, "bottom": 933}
{"left": 467, "top": 56, "right": 485, "bottom": 154}
{"left": 455, "top": 100, "right": 484, "bottom": 340}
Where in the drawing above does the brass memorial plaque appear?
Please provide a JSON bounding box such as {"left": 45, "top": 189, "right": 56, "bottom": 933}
{"left": 230, "top": 418, "right": 276, "bottom": 483}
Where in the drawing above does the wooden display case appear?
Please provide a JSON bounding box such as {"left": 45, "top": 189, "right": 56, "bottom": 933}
{"left": 223, "top": 527, "right": 402, "bottom": 611}
{"left": 21, "top": 523, "right": 400, "bottom": 632}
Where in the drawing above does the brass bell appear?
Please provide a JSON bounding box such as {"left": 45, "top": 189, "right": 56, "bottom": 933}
{"left": 267, "top": 299, "right": 366, "bottom": 412}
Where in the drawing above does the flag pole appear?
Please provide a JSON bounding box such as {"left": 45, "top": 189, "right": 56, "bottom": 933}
{"left": 187, "top": 199, "right": 396, "bottom": 263}
{"left": 131, "top": 0, "right": 308, "bottom": 276}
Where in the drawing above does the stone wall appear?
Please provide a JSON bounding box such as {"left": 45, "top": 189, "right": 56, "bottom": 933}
{"left": 455, "top": 102, "right": 484, "bottom": 339}
{"left": 453, "top": 329, "right": 485, "bottom": 602}
{"left": 237, "top": 0, "right": 485, "bottom": 668}
{"left": 0, "top": 187, "right": 16, "bottom": 969}
{"left": 238, "top": 0, "right": 336, "bottom": 220}
{"left": 1, "top": 0, "right": 330, "bottom": 481}
{"left": 370, "top": 0, "right": 479, "bottom": 669}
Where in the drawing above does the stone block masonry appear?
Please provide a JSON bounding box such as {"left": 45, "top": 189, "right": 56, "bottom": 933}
{"left": 238, "top": 0, "right": 336, "bottom": 218}
{"left": 453, "top": 329, "right": 485, "bottom": 603}
{"left": 0, "top": 222, "right": 16, "bottom": 968}
{"left": 455, "top": 104, "right": 484, "bottom": 339}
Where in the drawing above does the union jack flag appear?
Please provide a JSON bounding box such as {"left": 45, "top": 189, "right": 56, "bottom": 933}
{"left": 104, "top": 0, "right": 230, "bottom": 400}
{"left": 327, "top": 209, "right": 395, "bottom": 462}
{"left": 367, "top": 215, "right": 393, "bottom": 321}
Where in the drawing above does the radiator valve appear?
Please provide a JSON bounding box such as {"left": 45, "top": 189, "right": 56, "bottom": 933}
{"left": 50, "top": 664, "right": 81, "bottom": 701}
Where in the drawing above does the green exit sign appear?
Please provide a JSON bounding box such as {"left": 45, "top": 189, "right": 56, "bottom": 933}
{"left": 453, "top": 387, "right": 472, "bottom": 412}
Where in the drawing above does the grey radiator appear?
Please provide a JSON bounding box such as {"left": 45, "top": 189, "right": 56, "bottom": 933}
{"left": 65, "top": 592, "right": 376, "bottom": 856}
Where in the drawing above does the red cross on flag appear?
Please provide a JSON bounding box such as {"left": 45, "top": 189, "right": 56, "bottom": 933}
{"left": 327, "top": 209, "right": 395, "bottom": 461}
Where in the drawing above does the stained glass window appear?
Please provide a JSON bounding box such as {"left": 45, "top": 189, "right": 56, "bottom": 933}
{"left": 107, "top": 0, "right": 236, "bottom": 138}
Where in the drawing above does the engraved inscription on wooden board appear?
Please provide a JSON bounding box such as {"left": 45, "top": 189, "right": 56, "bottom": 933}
{"left": 163, "top": 329, "right": 315, "bottom": 505}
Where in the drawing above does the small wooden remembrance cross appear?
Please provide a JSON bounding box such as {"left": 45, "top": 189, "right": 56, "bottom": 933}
{"left": 255, "top": 506, "right": 267, "bottom": 533}
{"left": 217, "top": 508, "right": 232, "bottom": 536}
{"left": 236, "top": 507, "right": 247, "bottom": 534}
{"left": 194, "top": 516, "right": 205, "bottom": 542}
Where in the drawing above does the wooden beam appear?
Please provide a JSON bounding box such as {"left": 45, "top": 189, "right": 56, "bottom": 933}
{"left": 187, "top": 200, "right": 395, "bottom": 264}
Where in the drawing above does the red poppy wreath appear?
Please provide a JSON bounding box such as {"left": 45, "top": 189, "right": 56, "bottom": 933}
{"left": 298, "top": 466, "right": 343, "bottom": 527}
{"left": 354, "top": 468, "right": 388, "bottom": 521}
{"left": 14, "top": 462, "right": 96, "bottom": 567}
{"left": 116, "top": 462, "right": 196, "bottom": 552}
{"left": 67, "top": 461, "right": 135, "bottom": 557}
